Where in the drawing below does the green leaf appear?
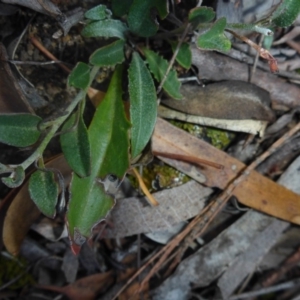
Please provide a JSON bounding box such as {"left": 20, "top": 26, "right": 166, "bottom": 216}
{"left": 29, "top": 170, "right": 59, "bottom": 218}
{"left": 271, "top": 0, "right": 300, "bottom": 27}
{"left": 1, "top": 166, "right": 25, "bottom": 188}
{"left": 68, "top": 62, "right": 90, "bottom": 90}
{"left": 60, "top": 112, "right": 91, "bottom": 178}
{"left": 84, "top": 4, "right": 112, "bottom": 20}
{"left": 67, "top": 65, "right": 130, "bottom": 251}
{"left": 127, "top": 0, "right": 169, "bottom": 37}
{"left": 188, "top": 6, "right": 215, "bottom": 27}
{"left": 82, "top": 19, "right": 128, "bottom": 40}
{"left": 0, "top": 114, "right": 41, "bottom": 147}
{"left": 144, "top": 48, "right": 182, "bottom": 100}
{"left": 129, "top": 52, "right": 157, "bottom": 159}
{"left": 67, "top": 174, "right": 114, "bottom": 251}
{"left": 89, "top": 40, "right": 125, "bottom": 67}
{"left": 169, "top": 41, "right": 192, "bottom": 69}
{"left": 89, "top": 65, "right": 131, "bottom": 178}
{"left": 112, "top": 0, "right": 133, "bottom": 17}
{"left": 197, "top": 17, "right": 231, "bottom": 52}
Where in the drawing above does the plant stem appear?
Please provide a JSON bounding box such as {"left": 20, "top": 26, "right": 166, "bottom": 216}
{"left": 13, "top": 65, "right": 100, "bottom": 171}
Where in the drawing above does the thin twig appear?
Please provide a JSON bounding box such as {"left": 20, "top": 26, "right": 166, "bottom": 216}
{"left": 111, "top": 212, "right": 204, "bottom": 300}
{"left": 153, "top": 151, "right": 224, "bottom": 169}
{"left": 262, "top": 245, "right": 300, "bottom": 288}
{"left": 8, "top": 60, "right": 67, "bottom": 66}
{"left": 156, "top": 23, "right": 191, "bottom": 94}
{"left": 249, "top": 34, "right": 264, "bottom": 83}
{"left": 29, "top": 35, "right": 71, "bottom": 73}
{"left": 131, "top": 168, "right": 159, "bottom": 206}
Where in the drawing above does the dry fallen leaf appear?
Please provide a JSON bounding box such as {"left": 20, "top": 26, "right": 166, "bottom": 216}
{"left": 2, "top": 155, "right": 71, "bottom": 255}
{"left": 106, "top": 181, "right": 212, "bottom": 238}
{"left": 152, "top": 118, "right": 300, "bottom": 225}
{"left": 38, "top": 271, "right": 114, "bottom": 300}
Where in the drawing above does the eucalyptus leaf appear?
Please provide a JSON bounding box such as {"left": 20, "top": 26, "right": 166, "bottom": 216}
{"left": 129, "top": 52, "right": 157, "bottom": 159}
{"left": 67, "top": 65, "right": 130, "bottom": 252}
{"left": 188, "top": 6, "right": 215, "bottom": 27}
{"left": 111, "top": 0, "right": 133, "bottom": 17}
{"left": 68, "top": 62, "right": 90, "bottom": 90}
{"left": 89, "top": 40, "right": 125, "bottom": 67}
{"left": 29, "top": 170, "right": 59, "bottom": 218}
{"left": 0, "top": 114, "right": 41, "bottom": 147}
{"left": 197, "top": 17, "right": 231, "bottom": 52}
{"left": 127, "top": 0, "right": 169, "bottom": 37}
{"left": 144, "top": 48, "right": 182, "bottom": 100}
{"left": 270, "top": 0, "right": 300, "bottom": 28}
{"left": 82, "top": 19, "right": 128, "bottom": 40}
{"left": 60, "top": 112, "right": 91, "bottom": 178}
{"left": 84, "top": 4, "right": 111, "bottom": 20}
{"left": 169, "top": 41, "right": 192, "bottom": 69}
{"left": 1, "top": 166, "right": 25, "bottom": 188}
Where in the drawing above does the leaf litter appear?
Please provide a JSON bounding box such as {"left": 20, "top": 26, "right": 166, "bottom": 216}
{"left": 2, "top": 0, "right": 300, "bottom": 299}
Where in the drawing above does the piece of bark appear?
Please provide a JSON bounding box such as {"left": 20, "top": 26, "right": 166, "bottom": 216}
{"left": 106, "top": 181, "right": 213, "bottom": 238}
{"left": 191, "top": 46, "right": 300, "bottom": 109}
{"left": 152, "top": 118, "right": 300, "bottom": 225}
{"left": 153, "top": 211, "right": 276, "bottom": 300}
{"left": 217, "top": 219, "right": 289, "bottom": 299}
{"left": 217, "top": 155, "right": 300, "bottom": 298}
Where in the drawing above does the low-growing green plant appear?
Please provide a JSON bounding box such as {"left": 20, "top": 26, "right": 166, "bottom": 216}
{"left": 1, "top": 0, "right": 299, "bottom": 254}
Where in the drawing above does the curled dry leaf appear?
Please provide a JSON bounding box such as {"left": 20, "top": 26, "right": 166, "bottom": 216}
{"left": 161, "top": 80, "right": 275, "bottom": 136}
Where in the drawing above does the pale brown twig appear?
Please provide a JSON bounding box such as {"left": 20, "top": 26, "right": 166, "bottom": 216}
{"left": 29, "top": 35, "right": 71, "bottom": 73}
{"left": 131, "top": 168, "right": 159, "bottom": 206}
{"left": 156, "top": 23, "right": 191, "bottom": 94}
{"left": 153, "top": 151, "right": 224, "bottom": 169}
{"left": 250, "top": 34, "right": 264, "bottom": 83}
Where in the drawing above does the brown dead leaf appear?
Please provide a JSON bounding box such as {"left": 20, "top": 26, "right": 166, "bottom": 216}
{"left": 38, "top": 271, "right": 114, "bottom": 300}
{"left": 2, "top": 155, "right": 71, "bottom": 255}
{"left": 152, "top": 118, "right": 300, "bottom": 225}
